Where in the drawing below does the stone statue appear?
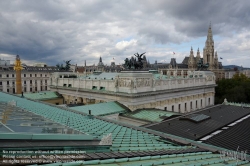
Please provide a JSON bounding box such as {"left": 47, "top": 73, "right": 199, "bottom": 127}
{"left": 167, "top": 70, "right": 170, "bottom": 77}
{"left": 173, "top": 70, "right": 177, "bottom": 77}
{"left": 115, "top": 78, "right": 118, "bottom": 88}
{"left": 56, "top": 60, "right": 71, "bottom": 71}
{"left": 197, "top": 58, "right": 209, "bottom": 71}
{"left": 181, "top": 70, "right": 184, "bottom": 77}
{"left": 123, "top": 52, "right": 146, "bottom": 70}
{"left": 188, "top": 70, "right": 193, "bottom": 78}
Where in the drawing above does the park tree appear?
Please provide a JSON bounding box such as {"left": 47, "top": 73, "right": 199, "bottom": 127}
{"left": 215, "top": 73, "right": 250, "bottom": 104}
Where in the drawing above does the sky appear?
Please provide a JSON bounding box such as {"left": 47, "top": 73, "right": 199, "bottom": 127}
{"left": 0, "top": 0, "right": 249, "bottom": 67}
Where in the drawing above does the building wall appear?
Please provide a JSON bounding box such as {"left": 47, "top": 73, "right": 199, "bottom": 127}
{"left": 50, "top": 71, "right": 216, "bottom": 113}
{"left": 0, "top": 71, "right": 51, "bottom": 93}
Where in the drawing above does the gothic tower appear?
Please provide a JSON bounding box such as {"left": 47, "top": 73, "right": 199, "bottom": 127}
{"left": 14, "top": 55, "right": 23, "bottom": 94}
{"left": 188, "top": 47, "right": 195, "bottom": 69}
{"left": 196, "top": 48, "right": 201, "bottom": 65}
{"left": 203, "top": 23, "right": 215, "bottom": 69}
{"left": 214, "top": 51, "right": 219, "bottom": 69}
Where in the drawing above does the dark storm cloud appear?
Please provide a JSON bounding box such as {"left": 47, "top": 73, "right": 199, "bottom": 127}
{"left": 0, "top": 0, "right": 249, "bottom": 66}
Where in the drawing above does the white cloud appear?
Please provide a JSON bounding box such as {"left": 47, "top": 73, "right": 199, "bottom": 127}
{"left": 115, "top": 39, "right": 137, "bottom": 50}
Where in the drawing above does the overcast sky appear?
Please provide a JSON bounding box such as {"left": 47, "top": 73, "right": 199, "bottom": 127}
{"left": 0, "top": 0, "right": 249, "bottom": 67}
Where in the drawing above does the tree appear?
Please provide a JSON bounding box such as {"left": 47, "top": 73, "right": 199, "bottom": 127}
{"left": 215, "top": 74, "right": 250, "bottom": 104}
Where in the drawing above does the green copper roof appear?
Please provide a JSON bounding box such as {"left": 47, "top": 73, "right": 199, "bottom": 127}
{"left": 19, "top": 91, "right": 61, "bottom": 100}
{"left": 0, "top": 92, "right": 184, "bottom": 152}
{"left": 0, "top": 133, "right": 94, "bottom": 140}
{"left": 121, "top": 109, "right": 180, "bottom": 122}
{"left": 70, "top": 101, "right": 127, "bottom": 116}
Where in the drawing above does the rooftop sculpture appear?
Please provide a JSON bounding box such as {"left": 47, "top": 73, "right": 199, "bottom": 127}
{"left": 124, "top": 52, "right": 146, "bottom": 70}
{"left": 56, "top": 60, "right": 71, "bottom": 71}
{"left": 197, "top": 58, "right": 209, "bottom": 71}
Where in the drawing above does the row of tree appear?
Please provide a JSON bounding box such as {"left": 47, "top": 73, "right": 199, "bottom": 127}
{"left": 215, "top": 73, "right": 250, "bottom": 104}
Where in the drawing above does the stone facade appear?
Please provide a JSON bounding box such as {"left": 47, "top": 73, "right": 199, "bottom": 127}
{"left": 50, "top": 70, "right": 216, "bottom": 112}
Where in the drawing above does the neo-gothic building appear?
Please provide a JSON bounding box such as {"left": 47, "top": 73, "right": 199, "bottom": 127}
{"left": 188, "top": 24, "right": 222, "bottom": 70}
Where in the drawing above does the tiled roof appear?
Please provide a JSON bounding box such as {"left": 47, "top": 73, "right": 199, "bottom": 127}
{"left": 121, "top": 109, "right": 180, "bottom": 123}
{"left": 19, "top": 91, "right": 61, "bottom": 100}
{"left": 70, "top": 101, "right": 128, "bottom": 116}
{"left": 43, "top": 150, "right": 250, "bottom": 166}
{"left": 0, "top": 92, "right": 185, "bottom": 152}
{"left": 1, "top": 92, "right": 250, "bottom": 165}
{"left": 147, "top": 105, "right": 250, "bottom": 140}
{"left": 205, "top": 114, "right": 250, "bottom": 154}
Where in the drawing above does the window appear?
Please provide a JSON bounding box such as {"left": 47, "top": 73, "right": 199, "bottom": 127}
{"left": 172, "top": 105, "right": 174, "bottom": 112}
{"left": 209, "top": 98, "right": 211, "bottom": 105}
{"left": 13, "top": 88, "right": 15, "bottom": 94}
{"left": 68, "top": 84, "right": 72, "bottom": 87}
{"left": 185, "top": 103, "right": 187, "bottom": 111}
{"left": 24, "top": 74, "right": 26, "bottom": 77}
{"left": 56, "top": 103, "right": 59, "bottom": 105}
{"left": 164, "top": 107, "right": 167, "bottom": 111}
{"left": 190, "top": 102, "right": 192, "bottom": 109}
{"left": 201, "top": 99, "right": 203, "bottom": 107}
{"left": 45, "top": 86, "right": 47, "bottom": 90}
{"left": 0, "top": 74, "right": 1, "bottom": 77}
{"left": 35, "top": 87, "right": 37, "bottom": 91}
{"left": 41, "top": 80, "right": 43, "bottom": 84}
{"left": 12, "top": 74, "right": 14, "bottom": 77}
{"left": 24, "top": 87, "right": 26, "bottom": 92}
{"left": 24, "top": 81, "right": 26, "bottom": 84}
{"left": 63, "top": 84, "right": 67, "bottom": 87}
{"left": 12, "top": 81, "right": 15, "bottom": 85}
{"left": 30, "top": 88, "right": 32, "bottom": 92}
{"left": 35, "top": 74, "right": 37, "bottom": 77}
{"left": 0, "top": 82, "right": 2, "bottom": 85}
{"left": 7, "top": 81, "right": 9, "bottom": 85}
{"left": 45, "top": 80, "right": 47, "bottom": 83}
{"left": 178, "top": 104, "right": 181, "bottom": 113}
{"left": 45, "top": 74, "right": 47, "bottom": 77}
{"left": 7, "top": 89, "right": 9, "bottom": 92}
{"left": 30, "top": 74, "right": 32, "bottom": 77}
{"left": 30, "top": 80, "right": 32, "bottom": 84}
{"left": 6, "top": 74, "right": 9, "bottom": 78}
{"left": 40, "top": 74, "right": 42, "bottom": 77}
{"left": 196, "top": 100, "right": 198, "bottom": 108}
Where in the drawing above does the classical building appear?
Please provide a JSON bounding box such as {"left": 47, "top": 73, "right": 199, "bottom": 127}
{"left": 0, "top": 56, "right": 60, "bottom": 93}
{"left": 75, "top": 57, "right": 124, "bottom": 75}
{"left": 50, "top": 70, "right": 216, "bottom": 113}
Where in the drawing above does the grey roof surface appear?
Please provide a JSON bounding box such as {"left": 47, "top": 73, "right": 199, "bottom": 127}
{"left": 147, "top": 105, "right": 250, "bottom": 140}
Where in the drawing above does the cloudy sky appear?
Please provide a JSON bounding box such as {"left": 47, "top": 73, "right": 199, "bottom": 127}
{"left": 0, "top": 0, "right": 249, "bottom": 67}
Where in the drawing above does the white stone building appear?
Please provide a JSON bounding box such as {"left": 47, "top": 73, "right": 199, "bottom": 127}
{"left": 0, "top": 58, "right": 60, "bottom": 93}
{"left": 50, "top": 70, "right": 216, "bottom": 113}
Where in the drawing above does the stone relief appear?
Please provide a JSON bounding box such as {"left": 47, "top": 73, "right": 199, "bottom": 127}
{"left": 136, "top": 78, "right": 151, "bottom": 88}
{"left": 206, "top": 75, "right": 213, "bottom": 81}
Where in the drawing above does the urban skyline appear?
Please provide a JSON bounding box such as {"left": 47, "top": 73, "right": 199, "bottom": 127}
{"left": 0, "top": 0, "right": 249, "bottom": 67}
